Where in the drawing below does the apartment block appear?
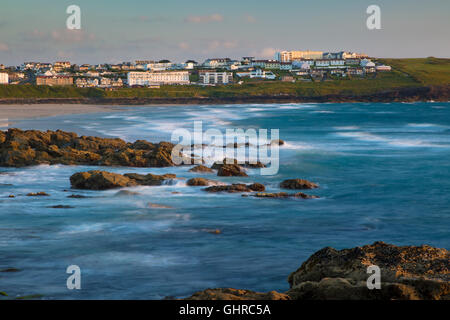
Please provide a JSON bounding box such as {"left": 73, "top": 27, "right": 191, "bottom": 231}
{"left": 127, "top": 71, "right": 190, "bottom": 86}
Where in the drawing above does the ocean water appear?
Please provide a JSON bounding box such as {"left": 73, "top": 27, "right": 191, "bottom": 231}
{"left": 0, "top": 102, "right": 449, "bottom": 299}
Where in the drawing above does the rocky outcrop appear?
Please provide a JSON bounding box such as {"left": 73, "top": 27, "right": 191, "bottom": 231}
{"left": 253, "top": 192, "right": 318, "bottom": 199}
{"left": 0, "top": 129, "right": 176, "bottom": 167}
{"left": 189, "top": 165, "right": 214, "bottom": 173}
{"left": 70, "top": 170, "right": 176, "bottom": 190}
{"left": 204, "top": 183, "right": 265, "bottom": 193}
{"left": 217, "top": 164, "right": 248, "bottom": 177}
{"left": 186, "top": 178, "right": 223, "bottom": 186}
{"left": 186, "top": 242, "right": 449, "bottom": 300}
{"left": 280, "top": 179, "right": 318, "bottom": 190}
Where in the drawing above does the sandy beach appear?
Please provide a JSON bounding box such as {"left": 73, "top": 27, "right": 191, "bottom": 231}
{"left": 0, "top": 104, "right": 124, "bottom": 123}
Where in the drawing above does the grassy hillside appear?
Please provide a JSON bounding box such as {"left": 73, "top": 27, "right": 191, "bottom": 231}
{"left": 379, "top": 57, "right": 450, "bottom": 86}
{"left": 0, "top": 58, "right": 448, "bottom": 100}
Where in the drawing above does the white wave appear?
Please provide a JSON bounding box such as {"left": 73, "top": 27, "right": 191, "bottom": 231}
{"left": 334, "top": 126, "right": 360, "bottom": 130}
{"left": 337, "top": 131, "right": 449, "bottom": 148}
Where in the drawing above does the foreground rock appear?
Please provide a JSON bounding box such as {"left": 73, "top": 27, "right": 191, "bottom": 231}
{"left": 186, "top": 242, "right": 449, "bottom": 300}
{"left": 0, "top": 128, "right": 177, "bottom": 167}
{"left": 70, "top": 170, "right": 176, "bottom": 190}
{"left": 186, "top": 178, "right": 223, "bottom": 187}
{"left": 280, "top": 179, "right": 318, "bottom": 190}
{"left": 189, "top": 165, "right": 214, "bottom": 173}
{"left": 204, "top": 183, "right": 265, "bottom": 193}
{"left": 253, "top": 192, "right": 318, "bottom": 199}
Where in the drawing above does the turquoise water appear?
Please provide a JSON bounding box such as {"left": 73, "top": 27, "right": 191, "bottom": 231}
{"left": 1, "top": 102, "right": 449, "bottom": 299}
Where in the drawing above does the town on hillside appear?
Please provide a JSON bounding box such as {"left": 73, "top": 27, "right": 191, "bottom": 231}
{"left": 0, "top": 50, "right": 392, "bottom": 89}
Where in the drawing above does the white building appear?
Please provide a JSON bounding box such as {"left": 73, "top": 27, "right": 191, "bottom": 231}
{"left": 199, "top": 71, "right": 233, "bottom": 85}
{"left": 376, "top": 65, "right": 392, "bottom": 72}
{"left": 0, "top": 73, "right": 8, "bottom": 84}
{"left": 127, "top": 71, "right": 190, "bottom": 86}
{"left": 236, "top": 69, "right": 276, "bottom": 80}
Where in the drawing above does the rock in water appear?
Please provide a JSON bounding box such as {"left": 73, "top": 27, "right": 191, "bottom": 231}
{"left": 186, "top": 178, "right": 222, "bottom": 186}
{"left": 186, "top": 242, "right": 449, "bottom": 300}
{"left": 70, "top": 171, "right": 177, "bottom": 190}
{"left": 189, "top": 165, "right": 214, "bottom": 173}
{"left": 204, "top": 183, "right": 265, "bottom": 193}
{"left": 280, "top": 179, "right": 318, "bottom": 189}
{"left": 287, "top": 241, "right": 450, "bottom": 300}
{"left": 70, "top": 171, "right": 136, "bottom": 190}
{"left": 0, "top": 128, "right": 176, "bottom": 167}
{"left": 217, "top": 164, "right": 248, "bottom": 177}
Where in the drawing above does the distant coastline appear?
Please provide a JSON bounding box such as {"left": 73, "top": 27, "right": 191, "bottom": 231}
{"left": 0, "top": 84, "right": 448, "bottom": 106}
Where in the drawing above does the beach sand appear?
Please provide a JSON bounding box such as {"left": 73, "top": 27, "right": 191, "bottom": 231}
{"left": 0, "top": 104, "right": 124, "bottom": 123}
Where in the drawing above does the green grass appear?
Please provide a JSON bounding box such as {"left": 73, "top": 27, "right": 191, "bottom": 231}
{"left": 0, "top": 58, "right": 448, "bottom": 99}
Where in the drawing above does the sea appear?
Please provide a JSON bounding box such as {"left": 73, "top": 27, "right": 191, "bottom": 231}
{"left": 0, "top": 102, "right": 449, "bottom": 299}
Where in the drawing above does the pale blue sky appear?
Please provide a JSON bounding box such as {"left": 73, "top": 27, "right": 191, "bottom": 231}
{"left": 0, "top": 0, "right": 449, "bottom": 65}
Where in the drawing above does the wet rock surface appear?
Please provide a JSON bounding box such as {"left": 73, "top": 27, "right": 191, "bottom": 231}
{"left": 186, "top": 242, "right": 450, "bottom": 300}
{"left": 70, "top": 171, "right": 177, "bottom": 190}
{"left": 204, "top": 183, "right": 265, "bottom": 193}
{"left": 253, "top": 192, "right": 319, "bottom": 199}
{"left": 0, "top": 129, "right": 176, "bottom": 167}
{"left": 280, "top": 179, "right": 319, "bottom": 190}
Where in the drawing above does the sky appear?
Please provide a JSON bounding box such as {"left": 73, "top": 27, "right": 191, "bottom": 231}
{"left": 0, "top": 0, "right": 449, "bottom": 65}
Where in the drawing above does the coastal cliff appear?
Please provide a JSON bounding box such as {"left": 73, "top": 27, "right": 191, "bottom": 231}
{"left": 186, "top": 242, "right": 450, "bottom": 300}
{"left": 0, "top": 85, "right": 449, "bottom": 105}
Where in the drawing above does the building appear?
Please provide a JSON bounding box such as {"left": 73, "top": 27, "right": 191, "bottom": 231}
{"left": 36, "top": 76, "right": 73, "bottom": 86}
{"left": 277, "top": 50, "right": 324, "bottom": 62}
{"left": 199, "top": 71, "right": 233, "bottom": 85}
{"left": 127, "top": 71, "right": 190, "bottom": 86}
{"left": 202, "top": 58, "right": 232, "bottom": 68}
{"left": 54, "top": 61, "right": 71, "bottom": 71}
{"left": 376, "top": 65, "right": 392, "bottom": 72}
{"left": 0, "top": 73, "right": 8, "bottom": 84}
{"left": 236, "top": 69, "right": 276, "bottom": 80}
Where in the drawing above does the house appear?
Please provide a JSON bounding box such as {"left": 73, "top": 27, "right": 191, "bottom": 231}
{"left": 360, "top": 59, "right": 375, "bottom": 67}
{"left": 241, "top": 57, "right": 255, "bottom": 64}
{"left": 36, "top": 76, "right": 73, "bottom": 86}
{"left": 53, "top": 61, "right": 71, "bottom": 71}
{"left": 376, "top": 65, "right": 392, "bottom": 72}
{"left": 236, "top": 69, "right": 276, "bottom": 80}
{"left": 347, "top": 67, "right": 364, "bottom": 76}
{"left": 127, "top": 71, "right": 190, "bottom": 86}
{"left": 203, "top": 58, "right": 232, "bottom": 68}
{"left": 198, "top": 71, "right": 233, "bottom": 85}
{"left": 0, "top": 73, "right": 8, "bottom": 84}
{"left": 280, "top": 62, "right": 293, "bottom": 70}
{"left": 75, "top": 78, "right": 98, "bottom": 88}
{"left": 345, "top": 58, "right": 360, "bottom": 66}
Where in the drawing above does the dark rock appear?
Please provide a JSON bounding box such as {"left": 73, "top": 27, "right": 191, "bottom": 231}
{"left": 186, "top": 178, "right": 222, "bottom": 186}
{"left": 70, "top": 171, "right": 177, "bottom": 190}
{"left": 26, "top": 192, "right": 50, "bottom": 197}
{"left": 186, "top": 242, "right": 450, "bottom": 300}
{"left": 48, "top": 205, "right": 74, "bottom": 209}
{"left": 0, "top": 128, "right": 176, "bottom": 168}
{"left": 8, "top": 195, "right": 15, "bottom": 198}
{"left": 189, "top": 165, "right": 214, "bottom": 173}
{"left": 280, "top": 179, "right": 319, "bottom": 190}
{"left": 67, "top": 194, "right": 88, "bottom": 198}
{"left": 270, "top": 139, "right": 285, "bottom": 146}
{"left": 70, "top": 171, "right": 137, "bottom": 190}
{"left": 218, "top": 164, "right": 248, "bottom": 177}
{"left": 0, "top": 268, "right": 20, "bottom": 273}
{"left": 253, "top": 192, "right": 318, "bottom": 199}
{"left": 204, "top": 183, "right": 265, "bottom": 193}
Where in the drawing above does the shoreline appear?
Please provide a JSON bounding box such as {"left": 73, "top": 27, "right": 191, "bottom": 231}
{"left": 0, "top": 104, "right": 125, "bottom": 122}
{"left": 0, "top": 85, "right": 449, "bottom": 107}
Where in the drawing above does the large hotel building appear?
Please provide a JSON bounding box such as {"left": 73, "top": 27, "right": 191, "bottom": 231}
{"left": 127, "top": 71, "right": 190, "bottom": 86}
{"left": 276, "top": 50, "right": 324, "bottom": 62}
